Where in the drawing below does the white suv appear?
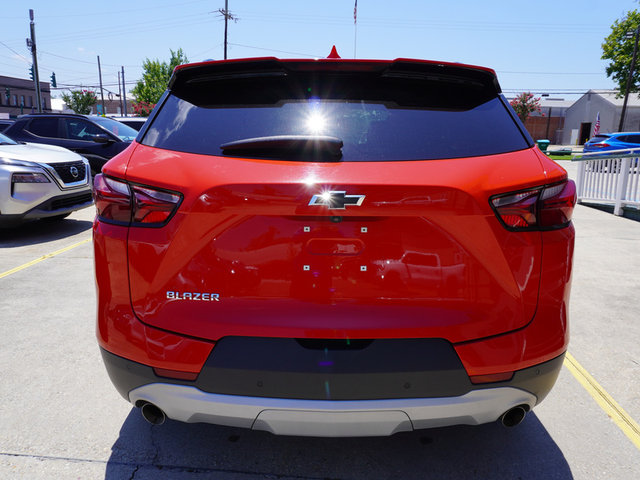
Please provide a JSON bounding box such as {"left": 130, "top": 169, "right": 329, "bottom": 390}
{"left": 0, "top": 132, "right": 93, "bottom": 227}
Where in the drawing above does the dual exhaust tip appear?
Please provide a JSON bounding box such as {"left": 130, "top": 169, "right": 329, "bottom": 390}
{"left": 138, "top": 401, "right": 528, "bottom": 429}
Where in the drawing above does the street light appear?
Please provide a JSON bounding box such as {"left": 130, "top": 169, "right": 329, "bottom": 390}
{"left": 619, "top": 27, "right": 640, "bottom": 132}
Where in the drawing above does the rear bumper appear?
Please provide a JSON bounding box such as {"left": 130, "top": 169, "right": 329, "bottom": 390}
{"left": 129, "top": 383, "right": 536, "bottom": 437}
{"left": 101, "top": 346, "right": 564, "bottom": 436}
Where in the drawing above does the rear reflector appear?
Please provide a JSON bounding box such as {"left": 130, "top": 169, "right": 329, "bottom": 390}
{"left": 490, "top": 180, "right": 576, "bottom": 230}
{"left": 153, "top": 367, "right": 199, "bottom": 381}
{"left": 469, "top": 372, "right": 514, "bottom": 384}
{"left": 93, "top": 174, "right": 182, "bottom": 227}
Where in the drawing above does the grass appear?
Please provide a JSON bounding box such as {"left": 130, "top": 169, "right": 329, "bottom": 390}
{"left": 546, "top": 154, "right": 574, "bottom": 161}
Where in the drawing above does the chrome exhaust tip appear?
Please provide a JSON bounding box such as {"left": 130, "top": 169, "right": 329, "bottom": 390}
{"left": 500, "top": 405, "right": 527, "bottom": 427}
{"left": 140, "top": 402, "right": 166, "bottom": 425}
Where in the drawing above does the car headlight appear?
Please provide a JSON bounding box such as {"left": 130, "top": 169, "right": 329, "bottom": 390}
{"left": 12, "top": 172, "right": 50, "bottom": 183}
{"left": 0, "top": 157, "right": 37, "bottom": 167}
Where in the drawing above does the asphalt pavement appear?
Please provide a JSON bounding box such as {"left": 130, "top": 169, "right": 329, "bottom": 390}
{"left": 0, "top": 159, "right": 639, "bottom": 479}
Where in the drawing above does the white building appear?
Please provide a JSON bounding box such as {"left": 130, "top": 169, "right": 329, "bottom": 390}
{"left": 562, "top": 90, "right": 640, "bottom": 145}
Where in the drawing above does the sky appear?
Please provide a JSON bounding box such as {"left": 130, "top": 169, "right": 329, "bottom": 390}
{"left": 0, "top": 0, "right": 638, "bottom": 101}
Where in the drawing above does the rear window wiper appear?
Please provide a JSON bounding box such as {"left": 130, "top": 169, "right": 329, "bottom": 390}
{"left": 220, "top": 135, "right": 343, "bottom": 161}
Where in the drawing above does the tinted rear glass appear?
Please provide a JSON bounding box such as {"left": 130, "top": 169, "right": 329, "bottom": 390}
{"left": 142, "top": 72, "right": 529, "bottom": 161}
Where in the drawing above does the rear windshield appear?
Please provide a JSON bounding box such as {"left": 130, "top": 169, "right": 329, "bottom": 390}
{"left": 142, "top": 73, "right": 529, "bottom": 161}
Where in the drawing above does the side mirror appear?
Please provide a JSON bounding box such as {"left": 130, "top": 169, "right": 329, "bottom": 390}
{"left": 92, "top": 134, "right": 113, "bottom": 144}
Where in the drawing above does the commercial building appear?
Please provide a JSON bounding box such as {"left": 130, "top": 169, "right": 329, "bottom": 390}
{"left": 0, "top": 75, "right": 52, "bottom": 118}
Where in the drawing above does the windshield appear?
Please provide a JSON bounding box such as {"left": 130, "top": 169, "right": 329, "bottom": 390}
{"left": 89, "top": 116, "right": 138, "bottom": 141}
{"left": 0, "top": 132, "right": 18, "bottom": 145}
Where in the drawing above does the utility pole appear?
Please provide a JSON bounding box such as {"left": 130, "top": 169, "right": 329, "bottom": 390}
{"left": 117, "top": 70, "right": 123, "bottom": 115}
{"left": 224, "top": 0, "right": 228, "bottom": 60}
{"left": 27, "top": 9, "right": 43, "bottom": 113}
{"left": 97, "top": 55, "right": 105, "bottom": 115}
{"left": 218, "top": 1, "right": 237, "bottom": 60}
{"left": 121, "top": 66, "right": 127, "bottom": 116}
{"left": 354, "top": 0, "right": 358, "bottom": 58}
{"left": 619, "top": 27, "right": 640, "bottom": 132}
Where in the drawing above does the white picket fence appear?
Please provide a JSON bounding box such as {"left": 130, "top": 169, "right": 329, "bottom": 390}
{"left": 573, "top": 148, "right": 640, "bottom": 215}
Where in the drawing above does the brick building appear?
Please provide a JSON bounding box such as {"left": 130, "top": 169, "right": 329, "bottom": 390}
{"left": 0, "top": 75, "right": 52, "bottom": 118}
{"left": 507, "top": 96, "right": 574, "bottom": 144}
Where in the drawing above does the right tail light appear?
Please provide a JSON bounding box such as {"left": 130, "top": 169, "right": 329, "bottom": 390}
{"left": 490, "top": 180, "right": 576, "bottom": 231}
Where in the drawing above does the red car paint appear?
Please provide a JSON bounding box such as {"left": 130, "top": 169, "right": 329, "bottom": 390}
{"left": 93, "top": 57, "right": 575, "bottom": 411}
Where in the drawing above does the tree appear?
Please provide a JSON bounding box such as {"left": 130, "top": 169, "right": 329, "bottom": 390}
{"left": 602, "top": 10, "right": 640, "bottom": 97}
{"left": 509, "top": 92, "right": 542, "bottom": 123}
{"left": 61, "top": 89, "right": 98, "bottom": 114}
{"left": 131, "top": 48, "right": 188, "bottom": 116}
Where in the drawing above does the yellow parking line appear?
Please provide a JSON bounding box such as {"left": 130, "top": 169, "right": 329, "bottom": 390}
{"left": 565, "top": 352, "right": 640, "bottom": 450}
{"left": 3, "top": 236, "right": 640, "bottom": 452}
{"left": 0, "top": 238, "right": 91, "bottom": 280}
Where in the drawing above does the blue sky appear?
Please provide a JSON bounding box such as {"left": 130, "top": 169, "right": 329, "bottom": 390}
{"left": 0, "top": 0, "right": 637, "bottom": 100}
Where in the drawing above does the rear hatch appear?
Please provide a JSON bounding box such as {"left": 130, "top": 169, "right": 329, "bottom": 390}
{"left": 123, "top": 58, "right": 549, "bottom": 343}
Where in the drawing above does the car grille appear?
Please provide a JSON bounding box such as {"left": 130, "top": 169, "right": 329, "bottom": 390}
{"left": 51, "top": 192, "right": 93, "bottom": 210}
{"left": 48, "top": 161, "right": 87, "bottom": 184}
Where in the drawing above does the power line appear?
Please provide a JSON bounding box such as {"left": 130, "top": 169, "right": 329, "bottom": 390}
{"left": 228, "top": 42, "right": 322, "bottom": 58}
{"left": 0, "top": 40, "right": 30, "bottom": 62}
{"left": 39, "top": 50, "right": 139, "bottom": 68}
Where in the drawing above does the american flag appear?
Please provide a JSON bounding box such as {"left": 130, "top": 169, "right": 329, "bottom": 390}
{"left": 354, "top": 0, "right": 357, "bottom": 24}
{"left": 593, "top": 112, "right": 600, "bottom": 136}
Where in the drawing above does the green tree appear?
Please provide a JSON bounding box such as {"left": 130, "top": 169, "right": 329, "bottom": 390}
{"left": 602, "top": 10, "right": 640, "bottom": 97}
{"left": 131, "top": 48, "right": 188, "bottom": 116}
{"left": 61, "top": 89, "right": 98, "bottom": 114}
{"left": 509, "top": 92, "right": 542, "bottom": 123}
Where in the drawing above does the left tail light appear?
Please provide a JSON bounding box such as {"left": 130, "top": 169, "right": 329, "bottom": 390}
{"left": 490, "top": 180, "right": 576, "bottom": 231}
{"left": 93, "top": 174, "right": 182, "bottom": 227}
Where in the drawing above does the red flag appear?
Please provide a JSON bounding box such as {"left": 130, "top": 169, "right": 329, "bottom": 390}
{"left": 593, "top": 112, "right": 600, "bottom": 136}
{"left": 354, "top": 0, "right": 358, "bottom": 24}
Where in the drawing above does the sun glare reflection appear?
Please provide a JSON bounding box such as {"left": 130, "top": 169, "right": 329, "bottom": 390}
{"left": 305, "top": 111, "right": 327, "bottom": 135}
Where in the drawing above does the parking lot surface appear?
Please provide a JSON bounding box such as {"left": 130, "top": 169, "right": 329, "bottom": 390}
{"left": 1, "top": 160, "right": 639, "bottom": 479}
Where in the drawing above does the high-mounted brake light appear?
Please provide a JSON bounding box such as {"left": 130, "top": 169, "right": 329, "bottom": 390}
{"left": 93, "top": 174, "right": 182, "bottom": 227}
{"left": 490, "top": 180, "right": 576, "bottom": 231}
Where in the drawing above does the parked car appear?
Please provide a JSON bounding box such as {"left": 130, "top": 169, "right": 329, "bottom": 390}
{"left": 0, "top": 131, "right": 92, "bottom": 227}
{"left": 4, "top": 114, "right": 137, "bottom": 175}
{"left": 583, "top": 132, "right": 640, "bottom": 154}
{"left": 93, "top": 55, "right": 576, "bottom": 436}
{"left": 108, "top": 116, "right": 147, "bottom": 131}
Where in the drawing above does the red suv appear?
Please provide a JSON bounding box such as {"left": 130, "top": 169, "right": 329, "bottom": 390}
{"left": 93, "top": 55, "right": 575, "bottom": 437}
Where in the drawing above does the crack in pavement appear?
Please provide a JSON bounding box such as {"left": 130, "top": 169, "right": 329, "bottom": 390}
{"left": 0, "top": 451, "right": 335, "bottom": 479}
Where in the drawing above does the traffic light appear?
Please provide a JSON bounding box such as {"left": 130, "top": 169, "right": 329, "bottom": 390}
{"left": 50, "top": 72, "right": 57, "bottom": 88}
{"left": 29, "top": 65, "right": 34, "bottom": 81}
{"left": 4, "top": 87, "right": 9, "bottom": 98}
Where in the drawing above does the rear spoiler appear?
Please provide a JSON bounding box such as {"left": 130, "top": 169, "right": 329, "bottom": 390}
{"left": 168, "top": 57, "right": 501, "bottom": 95}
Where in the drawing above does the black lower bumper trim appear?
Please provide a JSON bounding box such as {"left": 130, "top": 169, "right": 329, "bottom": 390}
{"left": 101, "top": 337, "right": 565, "bottom": 403}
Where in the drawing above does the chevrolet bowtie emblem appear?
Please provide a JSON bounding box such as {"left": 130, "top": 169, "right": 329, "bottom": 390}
{"left": 308, "top": 191, "right": 365, "bottom": 209}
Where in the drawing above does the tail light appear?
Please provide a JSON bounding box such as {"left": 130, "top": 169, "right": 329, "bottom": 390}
{"left": 591, "top": 143, "right": 610, "bottom": 149}
{"left": 93, "top": 174, "right": 182, "bottom": 227}
{"left": 490, "top": 180, "right": 576, "bottom": 231}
